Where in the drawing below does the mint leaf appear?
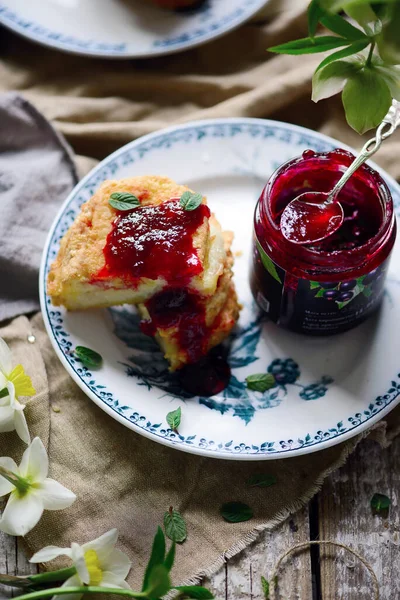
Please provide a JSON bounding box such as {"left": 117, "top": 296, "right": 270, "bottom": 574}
{"left": 174, "top": 586, "right": 214, "bottom": 599}
{"left": 308, "top": 0, "right": 325, "bottom": 37}
{"left": 246, "top": 373, "right": 276, "bottom": 393}
{"left": 256, "top": 241, "right": 282, "bottom": 284}
{"left": 164, "top": 542, "right": 176, "bottom": 572}
{"left": 312, "top": 58, "right": 360, "bottom": 101}
{"left": 269, "top": 35, "right": 353, "bottom": 55}
{"left": 371, "top": 493, "right": 391, "bottom": 514}
{"left": 342, "top": 67, "right": 392, "bottom": 133}
{"left": 167, "top": 406, "right": 181, "bottom": 432}
{"left": 220, "top": 502, "right": 253, "bottom": 523}
{"left": 144, "top": 564, "right": 171, "bottom": 599}
{"left": 247, "top": 474, "right": 277, "bottom": 488}
{"left": 142, "top": 526, "right": 166, "bottom": 592}
{"left": 320, "top": 13, "right": 367, "bottom": 40}
{"left": 377, "top": 3, "right": 400, "bottom": 64}
{"left": 315, "top": 40, "right": 369, "bottom": 72}
{"left": 75, "top": 346, "right": 103, "bottom": 368}
{"left": 374, "top": 63, "right": 400, "bottom": 101}
{"left": 109, "top": 192, "right": 140, "bottom": 211}
{"left": 164, "top": 508, "right": 187, "bottom": 543}
{"left": 261, "top": 576, "right": 270, "bottom": 599}
{"left": 180, "top": 191, "right": 203, "bottom": 211}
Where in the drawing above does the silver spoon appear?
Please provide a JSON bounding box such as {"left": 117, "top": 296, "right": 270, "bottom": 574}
{"left": 280, "top": 100, "right": 400, "bottom": 245}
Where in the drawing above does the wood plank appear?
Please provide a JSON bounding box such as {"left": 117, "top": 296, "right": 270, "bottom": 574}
{"left": 318, "top": 436, "right": 400, "bottom": 600}
{"left": 0, "top": 534, "right": 37, "bottom": 600}
{"left": 206, "top": 505, "right": 313, "bottom": 599}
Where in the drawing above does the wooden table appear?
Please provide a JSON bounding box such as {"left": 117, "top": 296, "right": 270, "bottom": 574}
{"left": 1, "top": 436, "right": 399, "bottom": 599}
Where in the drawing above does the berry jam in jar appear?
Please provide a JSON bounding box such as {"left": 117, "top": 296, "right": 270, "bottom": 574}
{"left": 250, "top": 149, "right": 397, "bottom": 335}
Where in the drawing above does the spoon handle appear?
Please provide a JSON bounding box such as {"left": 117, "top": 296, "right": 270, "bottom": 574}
{"left": 328, "top": 100, "right": 400, "bottom": 201}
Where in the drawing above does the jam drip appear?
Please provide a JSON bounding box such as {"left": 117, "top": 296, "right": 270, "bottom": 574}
{"left": 100, "top": 199, "right": 210, "bottom": 284}
{"left": 143, "top": 288, "right": 209, "bottom": 364}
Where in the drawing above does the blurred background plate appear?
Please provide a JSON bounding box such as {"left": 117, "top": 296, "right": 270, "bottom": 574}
{"left": 0, "top": 0, "right": 269, "bottom": 58}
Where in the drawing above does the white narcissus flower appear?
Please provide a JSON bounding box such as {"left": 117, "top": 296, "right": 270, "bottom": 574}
{"left": 0, "top": 336, "right": 36, "bottom": 444}
{"left": 30, "top": 529, "right": 132, "bottom": 599}
{"left": 0, "top": 437, "right": 76, "bottom": 536}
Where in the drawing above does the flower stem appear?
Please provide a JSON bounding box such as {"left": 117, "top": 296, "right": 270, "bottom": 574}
{"left": 16, "top": 586, "right": 150, "bottom": 600}
{"left": 0, "top": 466, "right": 30, "bottom": 495}
{"left": 28, "top": 567, "right": 77, "bottom": 586}
{"left": 366, "top": 41, "right": 376, "bottom": 67}
{"left": 0, "top": 388, "right": 8, "bottom": 399}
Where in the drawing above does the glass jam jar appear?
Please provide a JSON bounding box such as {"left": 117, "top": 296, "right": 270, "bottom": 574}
{"left": 250, "top": 149, "right": 397, "bottom": 335}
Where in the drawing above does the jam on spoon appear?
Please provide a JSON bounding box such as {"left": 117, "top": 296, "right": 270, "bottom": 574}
{"left": 281, "top": 101, "right": 400, "bottom": 245}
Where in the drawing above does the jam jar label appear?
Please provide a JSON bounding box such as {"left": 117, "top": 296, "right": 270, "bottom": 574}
{"left": 251, "top": 239, "right": 389, "bottom": 335}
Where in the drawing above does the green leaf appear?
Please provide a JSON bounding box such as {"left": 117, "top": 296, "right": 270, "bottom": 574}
{"left": 247, "top": 474, "right": 277, "bottom": 488}
{"left": 312, "top": 58, "right": 361, "bottom": 101}
{"left": 164, "top": 508, "right": 187, "bottom": 543}
{"left": 75, "top": 346, "right": 103, "bottom": 368}
{"left": 371, "top": 493, "right": 391, "bottom": 514}
{"left": 269, "top": 35, "right": 353, "bottom": 55}
{"left": 0, "top": 388, "right": 9, "bottom": 399}
{"left": 308, "top": 0, "right": 325, "bottom": 37}
{"left": 166, "top": 406, "right": 181, "bottom": 432}
{"left": 320, "top": 13, "right": 367, "bottom": 40}
{"left": 363, "top": 286, "right": 373, "bottom": 298}
{"left": 256, "top": 241, "right": 282, "bottom": 284}
{"left": 0, "top": 575, "right": 33, "bottom": 590}
{"left": 142, "top": 526, "right": 166, "bottom": 592}
{"left": 220, "top": 502, "right": 254, "bottom": 523}
{"left": 320, "top": 0, "right": 398, "bottom": 13}
{"left": 246, "top": 373, "right": 276, "bottom": 393}
{"left": 309, "top": 281, "right": 320, "bottom": 289}
{"left": 261, "top": 576, "right": 270, "bottom": 599}
{"left": 374, "top": 64, "right": 400, "bottom": 101}
{"left": 109, "top": 192, "right": 140, "bottom": 211}
{"left": 180, "top": 191, "right": 203, "bottom": 211}
{"left": 315, "top": 40, "right": 369, "bottom": 72}
{"left": 342, "top": 66, "right": 392, "bottom": 133}
{"left": 377, "top": 3, "right": 400, "bottom": 64}
{"left": 174, "top": 586, "right": 215, "bottom": 599}
{"left": 315, "top": 288, "right": 325, "bottom": 297}
{"left": 164, "top": 542, "right": 176, "bottom": 572}
{"left": 345, "top": 5, "right": 379, "bottom": 34}
{"left": 144, "top": 564, "right": 171, "bottom": 600}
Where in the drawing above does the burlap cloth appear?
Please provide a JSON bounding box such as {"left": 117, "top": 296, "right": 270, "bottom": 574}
{"left": 1, "top": 0, "right": 400, "bottom": 589}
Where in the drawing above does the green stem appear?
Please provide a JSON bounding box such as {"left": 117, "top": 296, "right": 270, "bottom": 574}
{"left": 366, "top": 40, "right": 376, "bottom": 66}
{"left": 0, "top": 388, "right": 8, "bottom": 399}
{"left": 28, "top": 567, "right": 77, "bottom": 585}
{"left": 0, "top": 466, "right": 30, "bottom": 495}
{"left": 17, "top": 586, "right": 150, "bottom": 600}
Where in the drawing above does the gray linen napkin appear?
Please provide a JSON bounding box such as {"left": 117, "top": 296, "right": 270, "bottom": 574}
{"left": 0, "top": 92, "right": 78, "bottom": 321}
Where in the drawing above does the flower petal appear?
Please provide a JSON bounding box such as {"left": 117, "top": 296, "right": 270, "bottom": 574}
{"left": 53, "top": 574, "right": 83, "bottom": 600}
{"left": 0, "top": 491, "right": 44, "bottom": 536}
{"left": 0, "top": 406, "right": 16, "bottom": 432}
{"left": 71, "top": 543, "right": 89, "bottom": 585}
{"left": 82, "top": 529, "right": 118, "bottom": 562}
{"left": 39, "top": 478, "right": 76, "bottom": 510}
{"left": 6, "top": 381, "right": 15, "bottom": 406}
{"left": 0, "top": 338, "right": 13, "bottom": 376}
{"left": 0, "top": 457, "right": 18, "bottom": 497}
{"left": 101, "top": 572, "right": 132, "bottom": 590}
{"left": 101, "top": 549, "right": 132, "bottom": 580}
{"left": 14, "top": 408, "right": 31, "bottom": 445}
{"left": 30, "top": 545, "right": 73, "bottom": 563}
{"left": 19, "top": 437, "right": 48, "bottom": 481}
{"left": 8, "top": 365, "right": 36, "bottom": 398}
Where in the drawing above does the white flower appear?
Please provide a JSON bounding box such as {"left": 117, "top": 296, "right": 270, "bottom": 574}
{"left": 0, "top": 437, "right": 76, "bottom": 536}
{"left": 0, "top": 337, "right": 36, "bottom": 444}
{"left": 30, "top": 529, "right": 132, "bottom": 599}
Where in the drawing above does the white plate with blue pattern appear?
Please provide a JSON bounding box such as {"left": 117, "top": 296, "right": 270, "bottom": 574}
{"left": 0, "top": 0, "right": 268, "bottom": 58}
{"left": 40, "top": 118, "right": 400, "bottom": 460}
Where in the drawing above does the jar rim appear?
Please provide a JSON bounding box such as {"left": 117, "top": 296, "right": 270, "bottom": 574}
{"left": 259, "top": 150, "right": 395, "bottom": 275}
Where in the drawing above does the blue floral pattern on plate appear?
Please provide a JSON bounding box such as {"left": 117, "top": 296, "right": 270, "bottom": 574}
{"left": 40, "top": 119, "right": 400, "bottom": 458}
